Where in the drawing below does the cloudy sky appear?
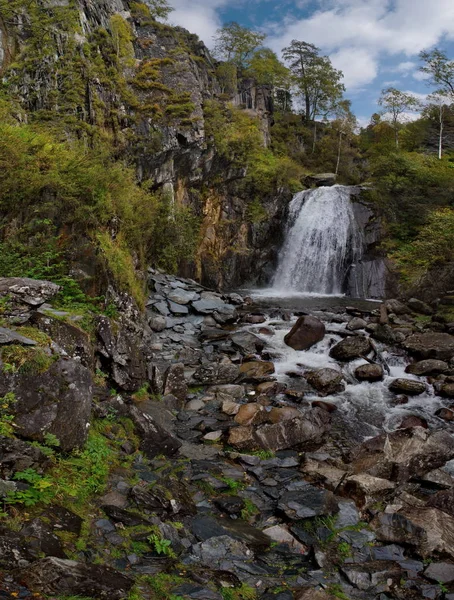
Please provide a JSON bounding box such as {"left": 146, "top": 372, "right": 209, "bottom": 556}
{"left": 168, "top": 0, "right": 454, "bottom": 125}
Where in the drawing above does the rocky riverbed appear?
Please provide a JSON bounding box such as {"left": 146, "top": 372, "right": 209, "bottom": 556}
{"left": 1, "top": 274, "right": 454, "bottom": 599}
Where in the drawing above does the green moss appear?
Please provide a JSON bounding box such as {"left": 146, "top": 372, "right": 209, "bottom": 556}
{"left": 1, "top": 345, "right": 56, "bottom": 375}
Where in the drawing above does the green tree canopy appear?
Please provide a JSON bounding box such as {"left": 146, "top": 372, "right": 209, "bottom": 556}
{"left": 282, "top": 40, "right": 345, "bottom": 123}
{"left": 378, "top": 87, "right": 421, "bottom": 148}
{"left": 419, "top": 48, "right": 454, "bottom": 100}
{"left": 213, "top": 22, "right": 266, "bottom": 70}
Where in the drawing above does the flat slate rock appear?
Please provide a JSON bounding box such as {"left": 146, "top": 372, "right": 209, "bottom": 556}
{"left": 0, "top": 327, "right": 37, "bottom": 346}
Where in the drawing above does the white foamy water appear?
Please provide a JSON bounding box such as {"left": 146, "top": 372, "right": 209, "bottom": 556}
{"left": 273, "top": 186, "right": 363, "bottom": 295}
{"left": 246, "top": 316, "right": 445, "bottom": 435}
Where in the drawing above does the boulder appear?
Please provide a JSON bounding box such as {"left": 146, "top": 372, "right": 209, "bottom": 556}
{"left": 355, "top": 363, "right": 384, "bottom": 382}
{"left": 278, "top": 482, "right": 338, "bottom": 520}
{"left": 234, "top": 403, "right": 267, "bottom": 426}
{"left": 230, "top": 331, "right": 265, "bottom": 355}
{"left": 408, "top": 298, "right": 433, "bottom": 315}
{"left": 342, "top": 474, "right": 395, "bottom": 507}
{"left": 427, "top": 489, "right": 454, "bottom": 516}
{"left": 399, "top": 415, "right": 428, "bottom": 429}
{"left": 148, "top": 314, "right": 167, "bottom": 332}
{"left": 371, "top": 512, "right": 426, "bottom": 547}
{"left": 424, "top": 562, "right": 454, "bottom": 584}
{"left": 403, "top": 332, "right": 454, "bottom": 361}
{"left": 405, "top": 359, "right": 449, "bottom": 376}
{"left": 239, "top": 361, "right": 275, "bottom": 382}
{"left": 163, "top": 363, "right": 187, "bottom": 406}
{"left": 329, "top": 336, "right": 372, "bottom": 361}
{"left": 0, "top": 327, "right": 36, "bottom": 346}
{"left": 347, "top": 317, "right": 368, "bottom": 331}
{"left": 193, "top": 363, "right": 240, "bottom": 385}
{"left": 268, "top": 407, "right": 302, "bottom": 423}
{"left": 96, "top": 316, "right": 147, "bottom": 392}
{"left": 0, "top": 526, "right": 33, "bottom": 568}
{"left": 350, "top": 428, "right": 454, "bottom": 482}
{"left": 399, "top": 507, "right": 454, "bottom": 558}
{"left": 191, "top": 514, "right": 271, "bottom": 550}
{"left": 385, "top": 299, "right": 410, "bottom": 315}
{"left": 254, "top": 409, "right": 330, "bottom": 451}
{"left": 437, "top": 383, "right": 454, "bottom": 398}
{"left": 389, "top": 378, "right": 426, "bottom": 395}
{"left": 17, "top": 557, "right": 133, "bottom": 599}
{"left": 20, "top": 518, "right": 66, "bottom": 559}
{"left": 305, "top": 173, "right": 337, "bottom": 187}
{"left": 284, "top": 316, "right": 325, "bottom": 351}
{"left": 167, "top": 289, "right": 198, "bottom": 305}
{"left": 30, "top": 312, "right": 94, "bottom": 369}
{"left": 0, "top": 359, "right": 92, "bottom": 451}
{"left": 130, "top": 477, "right": 196, "bottom": 516}
{"left": 0, "top": 436, "right": 51, "bottom": 479}
{"left": 305, "top": 368, "right": 344, "bottom": 396}
{"left": 436, "top": 407, "right": 454, "bottom": 421}
{"left": 227, "top": 426, "right": 257, "bottom": 451}
{"left": 0, "top": 277, "right": 60, "bottom": 310}
{"left": 108, "top": 397, "right": 181, "bottom": 459}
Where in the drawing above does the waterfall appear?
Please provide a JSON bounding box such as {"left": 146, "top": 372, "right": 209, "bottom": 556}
{"left": 273, "top": 185, "right": 364, "bottom": 295}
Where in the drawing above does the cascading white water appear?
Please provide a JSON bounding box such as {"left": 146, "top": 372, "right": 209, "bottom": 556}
{"left": 273, "top": 185, "right": 363, "bottom": 295}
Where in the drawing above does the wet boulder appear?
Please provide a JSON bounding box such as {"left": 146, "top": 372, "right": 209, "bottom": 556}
{"left": 0, "top": 359, "right": 92, "bottom": 451}
{"left": 403, "top": 332, "right": 454, "bottom": 361}
{"left": 239, "top": 361, "right": 275, "bottom": 382}
{"left": 278, "top": 481, "right": 338, "bottom": 520}
{"left": 17, "top": 557, "right": 133, "bottom": 599}
{"left": 405, "top": 359, "right": 449, "bottom": 376}
{"left": 347, "top": 317, "right": 368, "bottom": 331}
{"left": 234, "top": 403, "right": 267, "bottom": 426}
{"left": 329, "top": 336, "right": 372, "bottom": 361}
{"left": 389, "top": 378, "right": 427, "bottom": 395}
{"left": 305, "top": 368, "right": 344, "bottom": 396}
{"left": 230, "top": 331, "right": 265, "bottom": 355}
{"left": 96, "top": 316, "right": 147, "bottom": 392}
{"left": 350, "top": 428, "right": 454, "bottom": 482}
{"left": 193, "top": 362, "right": 240, "bottom": 385}
{"left": 436, "top": 383, "right": 454, "bottom": 398}
{"left": 355, "top": 363, "right": 384, "bottom": 382}
{"left": 284, "top": 315, "right": 325, "bottom": 351}
{"left": 254, "top": 408, "right": 331, "bottom": 451}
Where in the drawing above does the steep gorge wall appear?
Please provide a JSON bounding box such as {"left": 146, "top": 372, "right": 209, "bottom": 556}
{"left": 0, "top": 0, "right": 286, "bottom": 292}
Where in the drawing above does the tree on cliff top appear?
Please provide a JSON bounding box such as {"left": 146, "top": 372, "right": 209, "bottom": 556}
{"left": 378, "top": 87, "right": 421, "bottom": 148}
{"left": 213, "top": 21, "right": 266, "bottom": 70}
{"left": 282, "top": 40, "right": 345, "bottom": 123}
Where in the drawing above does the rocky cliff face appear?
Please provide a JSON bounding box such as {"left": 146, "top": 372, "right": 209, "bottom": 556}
{"left": 0, "top": 0, "right": 288, "bottom": 291}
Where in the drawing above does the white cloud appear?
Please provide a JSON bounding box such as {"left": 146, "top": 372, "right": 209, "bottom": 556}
{"left": 168, "top": 0, "right": 232, "bottom": 47}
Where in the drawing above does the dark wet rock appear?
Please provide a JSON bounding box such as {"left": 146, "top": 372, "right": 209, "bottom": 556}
{"left": 399, "top": 415, "right": 428, "bottom": 429}
{"left": 239, "top": 361, "right": 275, "bottom": 382}
{"left": 436, "top": 407, "right": 454, "bottom": 420}
{"left": 191, "top": 514, "right": 271, "bottom": 551}
{"left": 30, "top": 311, "right": 94, "bottom": 368}
{"left": 398, "top": 507, "right": 454, "bottom": 558}
{"left": 96, "top": 316, "right": 147, "bottom": 392}
{"left": 389, "top": 378, "right": 427, "bottom": 395}
{"left": 371, "top": 324, "right": 403, "bottom": 345}
{"left": 385, "top": 299, "right": 410, "bottom": 315}
{"left": 163, "top": 363, "right": 187, "bottom": 406}
{"left": 231, "top": 331, "right": 265, "bottom": 355}
{"left": 342, "top": 474, "right": 395, "bottom": 507}
{"left": 405, "top": 359, "right": 449, "bottom": 376}
{"left": 242, "top": 313, "right": 267, "bottom": 324}
{"left": 257, "top": 381, "right": 287, "bottom": 396}
{"left": 355, "top": 363, "right": 384, "bottom": 381}
{"left": 0, "top": 526, "right": 33, "bottom": 568}
{"left": 329, "top": 336, "right": 372, "bottom": 361}
{"left": 108, "top": 397, "right": 181, "bottom": 458}
{"left": 0, "top": 359, "right": 92, "bottom": 451}
{"left": 17, "top": 557, "right": 133, "bottom": 599}
{"left": 193, "top": 363, "right": 240, "bottom": 385}
{"left": 130, "top": 477, "right": 196, "bottom": 517}
{"left": 254, "top": 409, "right": 331, "bottom": 451}
{"left": 278, "top": 482, "right": 338, "bottom": 520}
{"left": 347, "top": 317, "right": 368, "bottom": 331}
{"left": 424, "top": 562, "right": 454, "bottom": 584}
{"left": 436, "top": 383, "right": 454, "bottom": 398}
{"left": 427, "top": 489, "right": 454, "bottom": 516}
{"left": 371, "top": 512, "right": 426, "bottom": 547}
{"left": 20, "top": 518, "right": 66, "bottom": 558}
{"left": 341, "top": 561, "right": 401, "bottom": 592}
{"left": 408, "top": 298, "right": 434, "bottom": 315}
{"left": 0, "top": 436, "right": 51, "bottom": 479}
{"left": 213, "top": 495, "right": 245, "bottom": 515}
{"left": 284, "top": 316, "right": 326, "bottom": 351}
{"left": 311, "top": 400, "right": 337, "bottom": 413}
{"left": 350, "top": 428, "right": 454, "bottom": 482}
{"left": 40, "top": 505, "right": 83, "bottom": 535}
{"left": 305, "top": 368, "right": 344, "bottom": 396}
{"left": 403, "top": 332, "right": 454, "bottom": 361}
